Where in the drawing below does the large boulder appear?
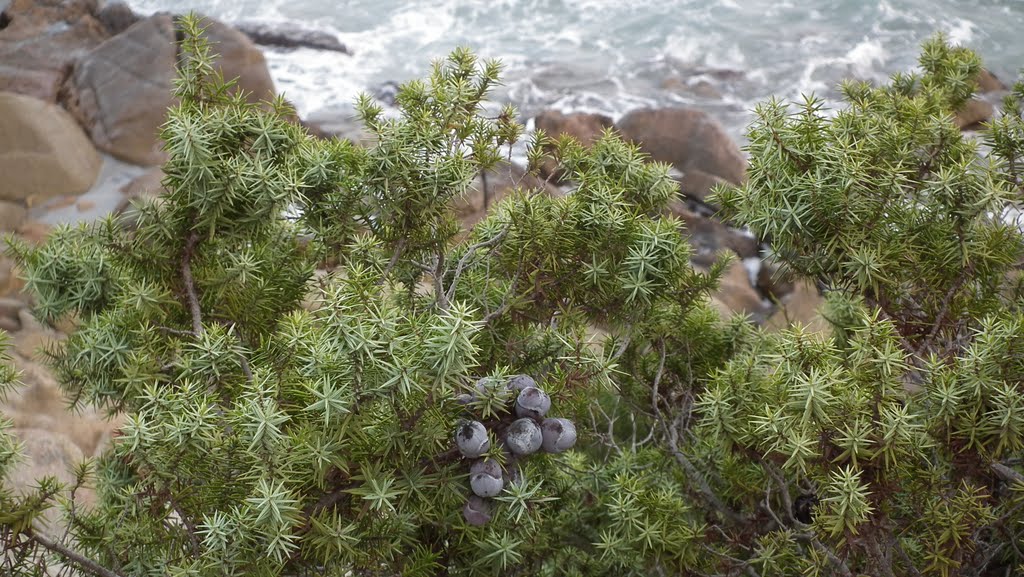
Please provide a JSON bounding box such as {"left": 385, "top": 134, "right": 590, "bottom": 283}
{"left": 60, "top": 14, "right": 178, "bottom": 165}
{"left": 0, "top": 92, "right": 102, "bottom": 201}
{"left": 61, "top": 13, "right": 277, "bottom": 165}
{"left": 616, "top": 107, "right": 746, "bottom": 200}
{"left": 533, "top": 110, "right": 614, "bottom": 182}
{"left": 200, "top": 17, "right": 276, "bottom": 103}
{"left": 0, "top": 0, "right": 109, "bottom": 101}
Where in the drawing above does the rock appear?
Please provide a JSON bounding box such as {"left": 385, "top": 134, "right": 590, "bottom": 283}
{"left": 0, "top": 200, "right": 26, "bottom": 231}
{"left": 198, "top": 17, "right": 277, "bottom": 104}
{"left": 61, "top": 13, "right": 277, "bottom": 165}
{"left": 0, "top": 0, "right": 108, "bottom": 101}
{"left": 233, "top": 20, "right": 349, "bottom": 53}
{"left": 708, "top": 260, "right": 768, "bottom": 320}
{"left": 369, "top": 80, "right": 400, "bottom": 107}
{"left": 61, "top": 14, "right": 178, "bottom": 165}
{"left": 95, "top": 0, "right": 137, "bottom": 35}
{"left": 301, "top": 105, "right": 374, "bottom": 143}
{"left": 756, "top": 260, "right": 795, "bottom": 302}
{"left": 977, "top": 68, "right": 1007, "bottom": 93}
{"left": 955, "top": 98, "right": 994, "bottom": 130}
{"left": 119, "top": 166, "right": 166, "bottom": 199}
{"left": 671, "top": 201, "right": 758, "bottom": 266}
{"left": 457, "top": 162, "right": 561, "bottom": 229}
{"left": 17, "top": 220, "right": 53, "bottom": 245}
{"left": 2, "top": 354, "right": 120, "bottom": 458}
{"left": 616, "top": 108, "right": 747, "bottom": 192}
{"left": 0, "top": 256, "right": 23, "bottom": 297}
{"left": 764, "top": 279, "right": 828, "bottom": 334}
{"left": 0, "top": 296, "right": 25, "bottom": 332}
{"left": 533, "top": 110, "right": 614, "bottom": 182}
{"left": 0, "top": 92, "right": 103, "bottom": 202}
{"left": 675, "top": 168, "right": 729, "bottom": 203}
{"left": 13, "top": 308, "right": 63, "bottom": 358}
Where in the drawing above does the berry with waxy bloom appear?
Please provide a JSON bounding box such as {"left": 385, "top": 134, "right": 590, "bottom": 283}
{"left": 505, "top": 418, "right": 543, "bottom": 455}
{"left": 515, "top": 386, "right": 551, "bottom": 419}
{"left": 463, "top": 495, "right": 492, "bottom": 526}
{"left": 456, "top": 420, "right": 489, "bottom": 458}
{"left": 469, "top": 458, "right": 504, "bottom": 497}
{"left": 541, "top": 417, "right": 577, "bottom": 453}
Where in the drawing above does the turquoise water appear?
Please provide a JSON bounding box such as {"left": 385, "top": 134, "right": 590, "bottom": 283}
{"left": 126, "top": 0, "right": 1024, "bottom": 141}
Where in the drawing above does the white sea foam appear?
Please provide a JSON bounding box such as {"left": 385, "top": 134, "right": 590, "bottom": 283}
{"left": 125, "top": 0, "right": 1023, "bottom": 146}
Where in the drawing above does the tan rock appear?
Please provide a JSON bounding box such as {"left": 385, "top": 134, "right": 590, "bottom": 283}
{"left": 200, "top": 17, "right": 277, "bottom": 104}
{"left": 709, "top": 261, "right": 768, "bottom": 320}
{"left": 61, "top": 15, "right": 178, "bottom": 165}
{"left": 0, "top": 297, "right": 25, "bottom": 332}
{"left": 17, "top": 220, "right": 53, "bottom": 245}
{"left": 955, "top": 98, "right": 994, "bottom": 130}
{"left": 533, "top": 110, "right": 614, "bottom": 182}
{"left": 0, "top": 200, "right": 27, "bottom": 231}
{"left": 0, "top": 92, "right": 103, "bottom": 201}
{"left": 0, "top": 256, "right": 23, "bottom": 297}
{"left": 616, "top": 107, "right": 747, "bottom": 187}
{"left": 3, "top": 354, "right": 121, "bottom": 458}
{"left": 764, "top": 279, "right": 829, "bottom": 334}
{"left": 0, "top": 0, "right": 108, "bottom": 102}
{"left": 5, "top": 428, "right": 96, "bottom": 533}
{"left": 13, "top": 308, "right": 63, "bottom": 358}
{"left": 62, "top": 13, "right": 278, "bottom": 165}
{"left": 671, "top": 201, "right": 758, "bottom": 266}
{"left": 977, "top": 68, "right": 1008, "bottom": 94}
{"left": 457, "top": 162, "right": 561, "bottom": 229}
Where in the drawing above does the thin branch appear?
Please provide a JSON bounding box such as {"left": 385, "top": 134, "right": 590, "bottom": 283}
{"left": 792, "top": 532, "right": 854, "bottom": 577}
{"left": 28, "top": 531, "right": 125, "bottom": 577}
{"left": 168, "top": 497, "right": 201, "bottom": 558}
{"left": 991, "top": 462, "right": 1024, "bottom": 486}
{"left": 377, "top": 237, "right": 406, "bottom": 285}
{"left": 443, "top": 224, "right": 511, "bottom": 305}
{"left": 181, "top": 231, "right": 203, "bottom": 335}
{"left": 916, "top": 263, "right": 973, "bottom": 357}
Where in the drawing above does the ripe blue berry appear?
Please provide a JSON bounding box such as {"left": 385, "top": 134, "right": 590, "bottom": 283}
{"left": 456, "top": 420, "right": 490, "bottom": 458}
{"left": 541, "top": 418, "right": 577, "bottom": 453}
{"left": 505, "top": 418, "right": 543, "bottom": 455}
{"left": 515, "top": 386, "right": 551, "bottom": 419}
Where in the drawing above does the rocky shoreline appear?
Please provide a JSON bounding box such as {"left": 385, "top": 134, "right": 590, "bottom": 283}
{"left": 0, "top": 0, "right": 1012, "bottom": 518}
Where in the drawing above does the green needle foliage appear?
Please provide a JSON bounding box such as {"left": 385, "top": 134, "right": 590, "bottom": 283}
{"left": 3, "top": 18, "right": 1024, "bottom": 577}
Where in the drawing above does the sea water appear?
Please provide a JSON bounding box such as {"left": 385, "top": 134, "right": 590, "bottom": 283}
{"left": 125, "top": 0, "right": 1024, "bottom": 143}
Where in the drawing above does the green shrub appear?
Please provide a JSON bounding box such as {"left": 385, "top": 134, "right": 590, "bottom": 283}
{"left": 2, "top": 18, "right": 1024, "bottom": 577}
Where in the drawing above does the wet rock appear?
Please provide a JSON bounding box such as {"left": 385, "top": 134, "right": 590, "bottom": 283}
{"left": 616, "top": 107, "right": 746, "bottom": 192}
{"left": 233, "top": 20, "right": 349, "bottom": 53}
{"left": 756, "top": 259, "right": 796, "bottom": 302}
{"left": 0, "top": 92, "right": 103, "bottom": 202}
{"left": 0, "top": 0, "right": 108, "bottom": 101}
{"left": 977, "top": 68, "right": 1008, "bottom": 93}
{"left": 533, "top": 110, "right": 614, "bottom": 183}
{"left": 301, "top": 105, "right": 374, "bottom": 143}
{"left": 96, "top": 0, "right": 137, "bottom": 35}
